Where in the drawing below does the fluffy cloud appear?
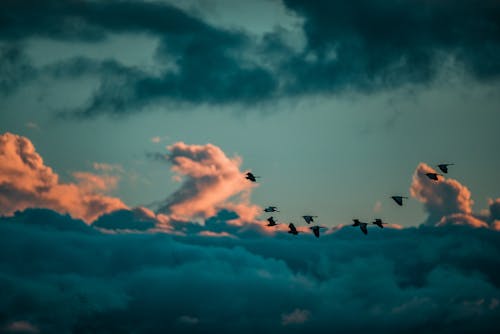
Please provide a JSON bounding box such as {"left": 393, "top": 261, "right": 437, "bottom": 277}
{"left": 157, "top": 142, "right": 261, "bottom": 224}
{"left": 1, "top": 211, "right": 500, "bottom": 333}
{"left": 410, "top": 163, "right": 473, "bottom": 225}
{"left": 0, "top": 132, "right": 127, "bottom": 223}
{"left": 410, "top": 162, "right": 500, "bottom": 230}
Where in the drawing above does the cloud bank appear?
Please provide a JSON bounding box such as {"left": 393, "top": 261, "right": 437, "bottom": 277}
{"left": 0, "top": 132, "right": 261, "bottom": 233}
{"left": 1, "top": 0, "right": 500, "bottom": 116}
{"left": 1, "top": 210, "right": 500, "bottom": 333}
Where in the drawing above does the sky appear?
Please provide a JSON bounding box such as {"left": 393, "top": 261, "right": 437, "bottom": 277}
{"left": 1, "top": 0, "right": 500, "bottom": 333}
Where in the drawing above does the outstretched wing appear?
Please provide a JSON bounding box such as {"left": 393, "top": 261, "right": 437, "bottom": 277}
{"left": 289, "top": 223, "right": 297, "bottom": 233}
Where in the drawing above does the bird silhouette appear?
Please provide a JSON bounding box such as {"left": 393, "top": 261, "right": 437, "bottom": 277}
{"left": 302, "top": 215, "right": 318, "bottom": 224}
{"left": 391, "top": 196, "right": 408, "bottom": 206}
{"left": 437, "top": 163, "right": 454, "bottom": 173}
{"left": 310, "top": 225, "right": 326, "bottom": 238}
{"left": 352, "top": 219, "right": 368, "bottom": 235}
{"left": 245, "top": 172, "right": 260, "bottom": 182}
{"left": 372, "top": 218, "right": 386, "bottom": 228}
{"left": 288, "top": 223, "right": 299, "bottom": 235}
{"left": 266, "top": 217, "right": 278, "bottom": 227}
{"left": 264, "top": 206, "right": 279, "bottom": 213}
{"left": 425, "top": 172, "right": 442, "bottom": 181}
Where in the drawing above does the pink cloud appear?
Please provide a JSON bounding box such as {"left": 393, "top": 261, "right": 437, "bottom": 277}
{"left": 410, "top": 163, "right": 473, "bottom": 224}
{"left": 198, "top": 230, "right": 236, "bottom": 238}
{"left": 410, "top": 162, "right": 500, "bottom": 230}
{"left": 437, "top": 213, "right": 488, "bottom": 228}
{"left": 158, "top": 142, "right": 261, "bottom": 223}
{"left": 4, "top": 321, "right": 39, "bottom": 333}
{"left": 0, "top": 132, "right": 127, "bottom": 223}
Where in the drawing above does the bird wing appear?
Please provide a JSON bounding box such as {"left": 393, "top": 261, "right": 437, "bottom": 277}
{"left": 360, "top": 224, "right": 368, "bottom": 235}
{"left": 289, "top": 223, "right": 297, "bottom": 233}
{"left": 392, "top": 196, "right": 403, "bottom": 206}
{"left": 311, "top": 227, "right": 320, "bottom": 238}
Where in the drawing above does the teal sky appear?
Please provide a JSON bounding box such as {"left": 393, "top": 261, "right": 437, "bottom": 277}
{"left": 1, "top": 0, "right": 499, "bottom": 228}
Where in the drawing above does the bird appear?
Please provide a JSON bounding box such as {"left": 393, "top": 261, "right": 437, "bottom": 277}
{"left": 372, "top": 218, "right": 386, "bottom": 228}
{"left": 437, "top": 163, "right": 454, "bottom": 174}
{"left": 391, "top": 196, "right": 408, "bottom": 206}
{"left": 310, "top": 225, "right": 326, "bottom": 238}
{"left": 245, "top": 172, "right": 260, "bottom": 182}
{"left": 264, "top": 206, "right": 279, "bottom": 213}
{"left": 352, "top": 219, "right": 368, "bottom": 235}
{"left": 425, "top": 172, "right": 442, "bottom": 181}
{"left": 288, "top": 223, "right": 299, "bottom": 235}
{"left": 266, "top": 217, "right": 278, "bottom": 227}
{"left": 302, "top": 215, "right": 318, "bottom": 224}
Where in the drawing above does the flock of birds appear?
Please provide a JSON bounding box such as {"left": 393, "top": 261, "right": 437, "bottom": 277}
{"left": 244, "top": 163, "right": 455, "bottom": 238}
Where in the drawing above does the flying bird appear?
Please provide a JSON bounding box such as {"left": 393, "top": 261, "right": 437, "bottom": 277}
{"left": 288, "top": 223, "right": 299, "bottom": 235}
{"left": 425, "top": 172, "right": 442, "bottom": 181}
{"left": 264, "top": 206, "right": 279, "bottom": 213}
{"left": 310, "top": 225, "right": 326, "bottom": 238}
{"left": 437, "top": 163, "right": 454, "bottom": 173}
{"left": 302, "top": 215, "right": 318, "bottom": 224}
{"left": 352, "top": 219, "right": 368, "bottom": 235}
{"left": 266, "top": 217, "right": 278, "bottom": 227}
{"left": 372, "top": 218, "right": 386, "bottom": 228}
{"left": 245, "top": 172, "right": 260, "bottom": 182}
{"left": 391, "top": 196, "right": 408, "bottom": 206}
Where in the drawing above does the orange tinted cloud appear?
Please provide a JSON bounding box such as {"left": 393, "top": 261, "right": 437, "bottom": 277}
{"left": 410, "top": 162, "right": 500, "bottom": 230}
{"left": 158, "top": 142, "right": 260, "bottom": 223}
{"left": 0, "top": 132, "right": 127, "bottom": 223}
{"left": 410, "top": 163, "right": 473, "bottom": 225}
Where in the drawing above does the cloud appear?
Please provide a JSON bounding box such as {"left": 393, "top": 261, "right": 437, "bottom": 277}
{"left": 281, "top": 308, "right": 310, "bottom": 325}
{"left": 1, "top": 212, "right": 500, "bottom": 333}
{"left": 410, "top": 163, "right": 473, "bottom": 225}
{"left": 157, "top": 142, "right": 261, "bottom": 224}
{"left": 410, "top": 162, "right": 500, "bottom": 231}
{"left": 0, "top": 132, "right": 127, "bottom": 223}
{"left": 277, "top": 0, "right": 500, "bottom": 94}
{"left": 2, "top": 1, "right": 500, "bottom": 117}
{"left": 0, "top": 132, "right": 265, "bottom": 232}
{"left": 3, "top": 321, "right": 39, "bottom": 333}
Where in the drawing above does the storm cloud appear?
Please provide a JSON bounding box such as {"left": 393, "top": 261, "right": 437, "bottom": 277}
{"left": 1, "top": 209, "right": 500, "bottom": 333}
{"left": 1, "top": 0, "right": 500, "bottom": 116}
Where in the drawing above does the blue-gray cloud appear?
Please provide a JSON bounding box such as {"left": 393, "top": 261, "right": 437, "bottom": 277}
{"left": 1, "top": 208, "right": 500, "bottom": 333}
{"left": 1, "top": 0, "right": 500, "bottom": 117}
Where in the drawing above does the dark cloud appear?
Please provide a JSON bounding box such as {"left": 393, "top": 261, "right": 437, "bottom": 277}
{"left": 0, "top": 45, "right": 37, "bottom": 96}
{"left": 0, "top": 0, "right": 277, "bottom": 117}
{"left": 2, "top": 0, "right": 500, "bottom": 116}
{"left": 1, "top": 210, "right": 500, "bottom": 333}
{"left": 92, "top": 208, "right": 156, "bottom": 231}
{"left": 279, "top": 0, "right": 500, "bottom": 94}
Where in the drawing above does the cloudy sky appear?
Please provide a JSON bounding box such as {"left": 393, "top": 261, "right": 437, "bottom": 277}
{"left": 1, "top": 0, "right": 500, "bottom": 333}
